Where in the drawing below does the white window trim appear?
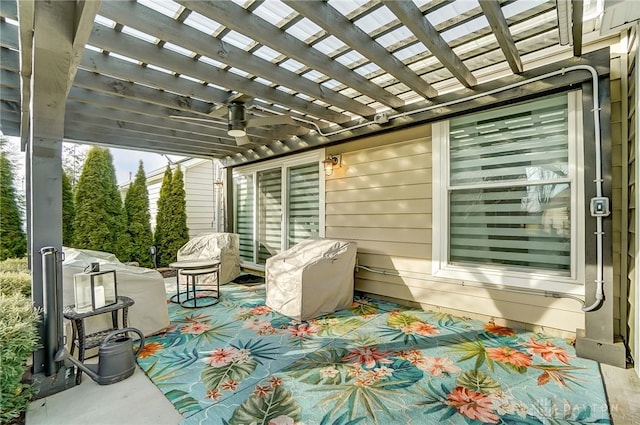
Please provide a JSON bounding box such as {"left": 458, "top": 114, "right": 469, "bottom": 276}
{"left": 233, "top": 150, "right": 326, "bottom": 269}
{"left": 432, "top": 91, "right": 585, "bottom": 295}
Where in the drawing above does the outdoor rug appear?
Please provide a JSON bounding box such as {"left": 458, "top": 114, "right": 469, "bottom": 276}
{"left": 136, "top": 279, "right": 611, "bottom": 425}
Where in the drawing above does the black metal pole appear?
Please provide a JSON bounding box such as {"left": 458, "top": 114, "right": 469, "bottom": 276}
{"left": 41, "top": 246, "right": 62, "bottom": 376}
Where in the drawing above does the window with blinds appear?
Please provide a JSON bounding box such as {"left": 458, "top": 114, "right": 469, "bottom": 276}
{"left": 234, "top": 174, "right": 254, "bottom": 262}
{"left": 233, "top": 154, "right": 322, "bottom": 266}
{"left": 288, "top": 163, "right": 320, "bottom": 247}
{"left": 448, "top": 94, "right": 572, "bottom": 274}
{"left": 257, "top": 168, "right": 282, "bottom": 264}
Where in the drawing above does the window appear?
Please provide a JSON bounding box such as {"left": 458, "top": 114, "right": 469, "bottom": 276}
{"left": 432, "top": 92, "right": 584, "bottom": 292}
{"left": 233, "top": 151, "right": 324, "bottom": 266}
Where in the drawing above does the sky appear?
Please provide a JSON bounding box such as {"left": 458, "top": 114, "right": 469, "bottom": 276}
{"left": 110, "top": 148, "right": 184, "bottom": 185}
{"left": 1, "top": 135, "right": 185, "bottom": 186}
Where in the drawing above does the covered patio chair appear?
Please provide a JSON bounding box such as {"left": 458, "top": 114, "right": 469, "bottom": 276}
{"left": 176, "top": 233, "right": 241, "bottom": 285}
{"left": 265, "top": 238, "right": 357, "bottom": 321}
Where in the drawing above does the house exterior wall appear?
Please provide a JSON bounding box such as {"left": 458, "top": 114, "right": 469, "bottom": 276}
{"left": 183, "top": 159, "right": 217, "bottom": 237}
{"left": 325, "top": 126, "right": 585, "bottom": 334}
{"left": 120, "top": 158, "right": 219, "bottom": 238}
{"left": 628, "top": 24, "right": 639, "bottom": 374}
{"left": 611, "top": 45, "right": 626, "bottom": 343}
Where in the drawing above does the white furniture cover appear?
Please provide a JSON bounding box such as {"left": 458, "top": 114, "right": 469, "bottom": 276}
{"left": 265, "top": 238, "right": 357, "bottom": 321}
{"left": 62, "top": 247, "right": 170, "bottom": 337}
{"left": 176, "top": 233, "right": 241, "bottom": 284}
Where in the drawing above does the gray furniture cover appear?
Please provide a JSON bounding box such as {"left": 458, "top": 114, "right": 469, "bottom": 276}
{"left": 62, "top": 247, "right": 170, "bottom": 337}
{"left": 265, "top": 238, "right": 357, "bottom": 321}
{"left": 176, "top": 233, "right": 241, "bottom": 284}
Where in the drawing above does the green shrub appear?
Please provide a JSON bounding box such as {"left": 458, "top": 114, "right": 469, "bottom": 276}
{"left": 0, "top": 257, "right": 28, "bottom": 274}
{"left": 0, "top": 150, "right": 27, "bottom": 261}
{"left": 124, "top": 161, "right": 153, "bottom": 268}
{"left": 0, "top": 271, "right": 31, "bottom": 298}
{"left": 0, "top": 293, "right": 39, "bottom": 424}
{"left": 73, "top": 147, "right": 129, "bottom": 259}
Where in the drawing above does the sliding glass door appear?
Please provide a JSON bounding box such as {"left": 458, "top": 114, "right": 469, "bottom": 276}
{"left": 233, "top": 152, "right": 323, "bottom": 265}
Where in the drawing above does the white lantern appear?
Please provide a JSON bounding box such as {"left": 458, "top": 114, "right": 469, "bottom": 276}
{"left": 73, "top": 269, "right": 118, "bottom": 312}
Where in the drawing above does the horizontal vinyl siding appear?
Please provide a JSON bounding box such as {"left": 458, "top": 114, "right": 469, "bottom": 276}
{"left": 148, "top": 182, "right": 161, "bottom": 232}
{"left": 327, "top": 125, "right": 584, "bottom": 332}
{"left": 611, "top": 53, "right": 624, "bottom": 336}
{"left": 628, "top": 25, "right": 638, "bottom": 366}
{"left": 184, "top": 160, "right": 215, "bottom": 236}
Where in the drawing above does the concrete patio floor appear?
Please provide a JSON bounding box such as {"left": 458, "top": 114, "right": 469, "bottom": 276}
{"left": 25, "top": 350, "right": 640, "bottom": 424}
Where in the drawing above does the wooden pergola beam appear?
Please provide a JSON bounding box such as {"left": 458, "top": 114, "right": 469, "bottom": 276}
{"left": 284, "top": 0, "right": 437, "bottom": 99}
{"left": 89, "top": 23, "right": 351, "bottom": 124}
{"left": 572, "top": 0, "right": 584, "bottom": 57}
{"left": 479, "top": 0, "right": 523, "bottom": 74}
{"left": 66, "top": 87, "right": 304, "bottom": 142}
{"left": 384, "top": 0, "right": 477, "bottom": 88}
{"left": 64, "top": 114, "right": 238, "bottom": 155}
{"left": 99, "top": 1, "right": 374, "bottom": 119}
{"left": 16, "top": 0, "right": 33, "bottom": 149}
{"left": 177, "top": 0, "right": 405, "bottom": 109}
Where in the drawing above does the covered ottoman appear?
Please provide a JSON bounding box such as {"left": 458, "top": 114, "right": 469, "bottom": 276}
{"left": 177, "top": 233, "right": 241, "bottom": 284}
{"left": 265, "top": 238, "right": 357, "bottom": 321}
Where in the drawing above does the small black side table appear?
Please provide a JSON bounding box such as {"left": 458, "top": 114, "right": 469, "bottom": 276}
{"left": 63, "top": 295, "right": 135, "bottom": 384}
{"left": 169, "top": 259, "right": 220, "bottom": 306}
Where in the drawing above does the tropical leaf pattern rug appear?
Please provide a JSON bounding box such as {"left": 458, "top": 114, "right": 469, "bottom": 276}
{"left": 136, "top": 279, "right": 611, "bottom": 425}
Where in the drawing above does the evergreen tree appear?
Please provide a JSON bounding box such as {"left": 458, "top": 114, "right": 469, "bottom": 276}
{"left": 154, "top": 165, "right": 173, "bottom": 267}
{"left": 167, "top": 166, "right": 190, "bottom": 261}
{"left": 61, "top": 171, "right": 75, "bottom": 246}
{"left": 124, "top": 161, "right": 153, "bottom": 267}
{"left": 73, "top": 147, "right": 129, "bottom": 259}
{"left": 63, "top": 143, "right": 88, "bottom": 186}
{"left": 0, "top": 150, "right": 26, "bottom": 260}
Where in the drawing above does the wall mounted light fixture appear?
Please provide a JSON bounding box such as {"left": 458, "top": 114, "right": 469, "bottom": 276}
{"left": 322, "top": 154, "right": 341, "bottom": 176}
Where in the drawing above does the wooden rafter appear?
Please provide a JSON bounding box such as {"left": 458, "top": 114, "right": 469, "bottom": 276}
{"left": 89, "top": 23, "right": 351, "bottom": 124}
{"left": 479, "top": 0, "right": 523, "bottom": 74}
{"left": 16, "top": 0, "right": 33, "bottom": 148}
{"left": 177, "top": 0, "right": 405, "bottom": 110}
{"left": 99, "top": 1, "right": 374, "bottom": 119}
{"left": 284, "top": 0, "right": 438, "bottom": 99}
{"left": 384, "top": 0, "right": 477, "bottom": 88}
{"left": 572, "top": 0, "right": 584, "bottom": 57}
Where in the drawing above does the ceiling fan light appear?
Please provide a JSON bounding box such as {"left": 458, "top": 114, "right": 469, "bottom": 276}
{"left": 228, "top": 102, "right": 247, "bottom": 137}
{"left": 228, "top": 127, "right": 247, "bottom": 137}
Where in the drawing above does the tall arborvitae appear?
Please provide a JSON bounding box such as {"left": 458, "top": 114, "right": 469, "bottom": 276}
{"left": 153, "top": 165, "right": 173, "bottom": 267}
{"left": 124, "top": 161, "right": 153, "bottom": 267}
{"left": 73, "top": 147, "right": 129, "bottom": 259}
{"left": 0, "top": 150, "right": 26, "bottom": 260}
{"left": 167, "top": 166, "right": 190, "bottom": 261}
{"left": 61, "top": 171, "right": 75, "bottom": 246}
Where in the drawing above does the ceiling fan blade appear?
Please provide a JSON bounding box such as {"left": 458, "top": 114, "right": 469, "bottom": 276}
{"left": 169, "top": 115, "right": 226, "bottom": 125}
{"left": 246, "top": 114, "right": 295, "bottom": 128}
{"left": 235, "top": 135, "right": 251, "bottom": 145}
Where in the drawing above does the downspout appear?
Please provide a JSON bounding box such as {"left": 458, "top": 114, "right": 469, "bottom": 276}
{"left": 261, "top": 65, "right": 606, "bottom": 310}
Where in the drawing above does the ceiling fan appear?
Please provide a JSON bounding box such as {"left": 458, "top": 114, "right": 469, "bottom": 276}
{"left": 171, "top": 102, "right": 296, "bottom": 145}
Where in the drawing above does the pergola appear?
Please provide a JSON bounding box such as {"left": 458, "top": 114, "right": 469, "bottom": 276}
{"left": 2, "top": 0, "right": 620, "bottom": 163}
{"left": 0, "top": 0, "right": 636, "bottom": 388}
